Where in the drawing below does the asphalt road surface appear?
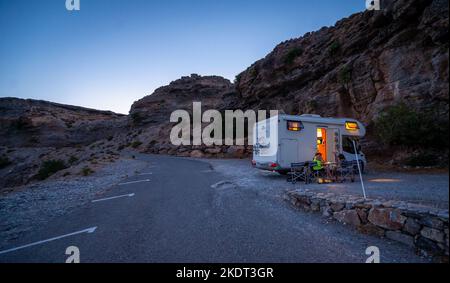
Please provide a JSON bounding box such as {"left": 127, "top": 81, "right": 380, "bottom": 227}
{"left": 0, "top": 154, "right": 428, "bottom": 263}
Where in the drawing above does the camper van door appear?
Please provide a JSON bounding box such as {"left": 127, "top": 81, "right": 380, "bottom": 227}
{"left": 280, "top": 139, "right": 299, "bottom": 168}
{"left": 326, "top": 128, "right": 340, "bottom": 163}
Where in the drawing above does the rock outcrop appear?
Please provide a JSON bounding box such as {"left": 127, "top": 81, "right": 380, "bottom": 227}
{"left": 0, "top": 98, "right": 127, "bottom": 148}
{"left": 128, "top": 74, "right": 253, "bottom": 158}
{"left": 235, "top": 0, "right": 448, "bottom": 135}
{"left": 130, "top": 74, "right": 235, "bottom": 124}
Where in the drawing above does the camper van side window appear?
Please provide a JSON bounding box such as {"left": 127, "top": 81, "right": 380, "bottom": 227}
{"left": 287, "top": 121, "right": 303, "bottom": 132}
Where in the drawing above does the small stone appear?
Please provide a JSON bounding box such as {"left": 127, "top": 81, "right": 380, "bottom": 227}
{"left": 419, "top": 217, "right": 444, "bottom": 230}
{"left": 421, "top": 227, "right": 445, "bottom": 243}
{"left": 416, "top": 236, "right": 443, "bottom": 256}
{"left": 385, "top": 231, "right": 415, "bottom": 247}
{"left": 311, "top": 203, "right": 320, "bottom": 212}
{"left": 358, "top": 224, "right": 385, "bottom": 237}
{"left": 333, "top": 210, "right": 361, "bottom": 226}
{"left": 356, "top": 208, "right": 368, "bottom": 224}
{"left": 330, "top": 202, "right": 345, "bottom": 212}
{"left": 189, "top": 150, "right": 204, "bottom": 158}
{"left": 322, "top": 207, "right": 332, "bottom": 217}
{"left": 345, "top": 201, "right": 357, "bottom": 210}
{"left": 368, "top": 207, "right": 406, "bottom": 230}
{"left": 403, "top": 218, "right": 422, "bottom": 235}
{"left": 204, "top": 147, "right": 222, "bottom": 154}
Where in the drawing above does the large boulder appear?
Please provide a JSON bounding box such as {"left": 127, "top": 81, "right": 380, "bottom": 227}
{"left": 368, "top": 207, "right": 407, "bottom": 230}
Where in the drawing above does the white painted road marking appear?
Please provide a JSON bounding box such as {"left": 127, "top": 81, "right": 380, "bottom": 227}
{"left": 92, "top": 193, "right": 135, "bottom": 203}
{"left": 118, "top": 179, "right": 150, "bottom": 186}
{"left": 138, "top": 172, "right": 153, "bottom": 176}
{"left": 0, "top": 227, "right": 97, "bottom": 255}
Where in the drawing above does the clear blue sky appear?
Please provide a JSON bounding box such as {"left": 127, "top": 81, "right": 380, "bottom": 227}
{"left": 0, "top": 0, "right": 364, "bottom": 114}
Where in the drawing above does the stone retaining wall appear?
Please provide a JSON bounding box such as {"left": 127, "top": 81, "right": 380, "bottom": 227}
{"left": 285, "top": 189, "right": 449, "bottom": 262}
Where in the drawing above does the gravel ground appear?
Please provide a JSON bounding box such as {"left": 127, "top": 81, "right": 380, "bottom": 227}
{"left": 206, "top": 158, "right": 449, "bottom": 209}
{"left": 0, "top": 157, "right": 148, "bottom": 247}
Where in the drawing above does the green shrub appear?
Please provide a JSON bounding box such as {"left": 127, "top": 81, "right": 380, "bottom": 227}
{"left": 307, "top": 100, "right": 319, "bottom": 111}
{"left": 28, "top": 136, "right": 39, "bottom": 144}
{"left": 81, "top": 166, "right": 95, "bottom": 176}
{"left": 374, "top": 103, "right": 449, "bottom": 149}
{"left": 0, "top": 155, "right": 12, "bottom": 169}
{"left": 328, "top": 41, "right": 341, "bottom": 55}
{"left": 36, "top": 160, "right": 67, "bottom": 180}
{"left": 338, "top": 66, "right": 352, "bottom": 89}
{"left": 68, "top": 155, "right": 79, "bottom": 165}
{"left": 131, "top": 141, "right": 143, "bottom": 148}
{"left": 11, "top": 117, "right": 32, "bottom": 131}
{"left": 405, "top": 153, "right": 437, "bottom": 167}
{"left": 131, "top": 112, "right": 144, "bottom": 125}
{"left": 248, "top": 67, "right": 259, "bottom": 78}
{"left": 284, "top": 48, "right": 303, "bottom": 64}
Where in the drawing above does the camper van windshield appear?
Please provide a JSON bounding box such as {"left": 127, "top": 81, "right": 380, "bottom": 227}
{"left": 342, "top": 136, "right": 361, "bottom": 154}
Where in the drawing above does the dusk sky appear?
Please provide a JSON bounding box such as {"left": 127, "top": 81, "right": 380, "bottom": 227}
{"left": 0, "top": 0, "right": 364, "bottom": 114}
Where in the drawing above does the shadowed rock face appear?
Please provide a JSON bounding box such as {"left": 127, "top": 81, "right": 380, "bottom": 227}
{"left": 127, "top": 0, "right": 448, "bottom": 159}
{"left": 130, "top": 74, "right": 236, "bottom": 125}
{"left": 0, "top": 98, "right": 127, "bottom": 148}
{"left": 235, "top": 0, "right": 448, "bottom": 124}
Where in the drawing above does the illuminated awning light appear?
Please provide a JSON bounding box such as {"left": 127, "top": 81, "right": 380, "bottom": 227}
{"left": 345, "top": 121, "right": 360, "bottom": 131}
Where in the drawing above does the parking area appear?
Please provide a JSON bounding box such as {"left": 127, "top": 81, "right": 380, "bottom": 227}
{"left": 207, "top": 159, "right": 449, "bottom": 210}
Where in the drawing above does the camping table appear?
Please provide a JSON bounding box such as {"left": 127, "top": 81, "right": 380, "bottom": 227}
{"left": 323, "top": 162, "right": 338, "bottom": 182}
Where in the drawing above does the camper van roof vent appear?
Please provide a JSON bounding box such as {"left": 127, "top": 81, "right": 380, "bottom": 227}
{"left": 300, "top": 114, "right": 322, "bottom": 118}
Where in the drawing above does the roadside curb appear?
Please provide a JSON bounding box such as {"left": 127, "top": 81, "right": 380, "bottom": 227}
{"left": 284, "top": 188, "right": 449, "bottom": 262}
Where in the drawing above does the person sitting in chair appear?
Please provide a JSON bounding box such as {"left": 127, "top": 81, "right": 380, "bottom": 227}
{"left": 337, "top": 153, "right": 346, "bottom": 164}
{"left": 334, "top": 153, "right": 346, "bottom": 182}
{"left": 313, "top": 152, "right": 325, "bottom": 172}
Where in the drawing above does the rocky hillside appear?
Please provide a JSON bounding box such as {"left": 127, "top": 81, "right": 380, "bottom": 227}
{"left": 129, "top": 0, "right": 448, "bottom": 161}
{"left": 128, "top": 75, "right": 252, "bottom": 158}
{"left": 130, "top": 74, "right": 235, "bottom": 125}
{"left": 1, "top": 0, "right": 448, "bottom": 189}
{"left": 235, "top": 0, "right": 448, "bottom": 144}
{"left": 0, "top": 97, "right": 127, "bottom": 148}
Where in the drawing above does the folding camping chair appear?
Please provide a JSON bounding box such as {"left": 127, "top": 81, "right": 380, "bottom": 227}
{"left": 335, "top": 160, "right": 358, "bottom": 183}
{"left": 288, "top": 162, "right": 309, "bottom": 184}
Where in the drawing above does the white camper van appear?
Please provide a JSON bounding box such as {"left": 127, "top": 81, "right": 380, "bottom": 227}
{"left": 252, "top": 114, "right": 367, "bottom": 174}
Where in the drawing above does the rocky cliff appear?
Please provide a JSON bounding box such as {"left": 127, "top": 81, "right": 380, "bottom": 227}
{"left": 128, "top": 74, "right": 251, "bottom": 158}
{"left": 0, "top": 98, "right": 127, "bottom": 148}
{"left": 130, "top": 74, "right": 235, "bottom": 124}
{"left": 128, "top": 0, "right": 448, "bottom": 160}
{"left": 235, "top": 0, "right": 448, "bottom": 140}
